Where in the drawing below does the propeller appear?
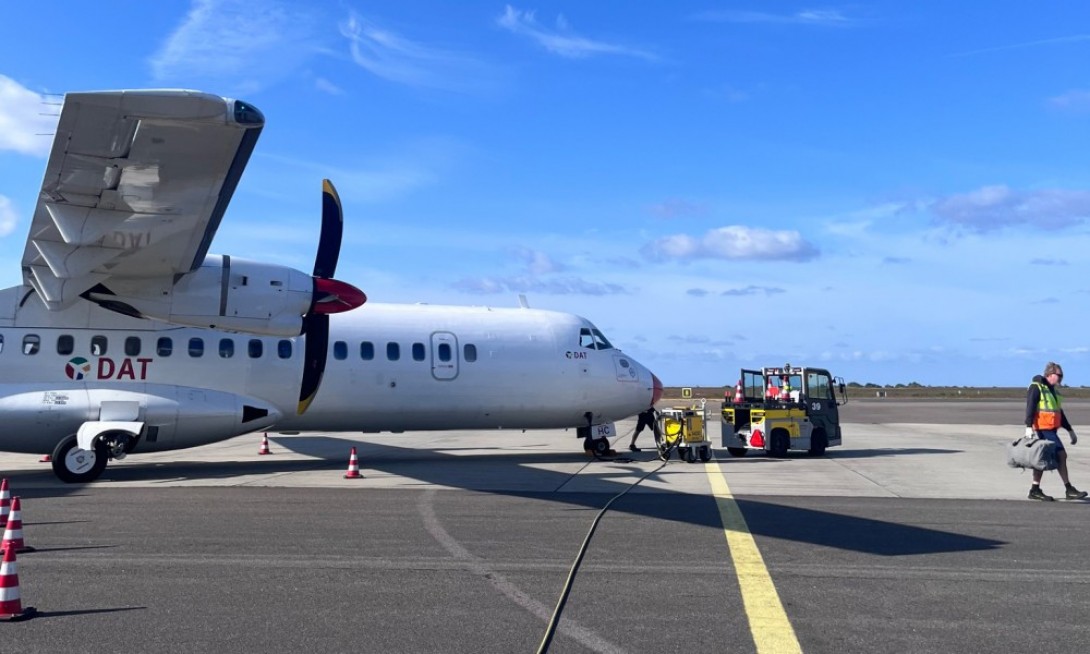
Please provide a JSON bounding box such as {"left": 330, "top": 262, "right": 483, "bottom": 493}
{"left": 298, "top": 179, "right": 367, "bottom": 414}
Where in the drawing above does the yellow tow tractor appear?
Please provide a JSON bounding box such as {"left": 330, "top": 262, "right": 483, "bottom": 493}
{"left": 654, "top": 399, "right": 712, "bottom": 463}
{"left": 721, "top": 364, "right": 847, "bottom": 457}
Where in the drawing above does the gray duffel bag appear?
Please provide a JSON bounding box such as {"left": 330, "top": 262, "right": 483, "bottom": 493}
{"left": 1007, "top": 433, "right": 1058, "bottom": 471}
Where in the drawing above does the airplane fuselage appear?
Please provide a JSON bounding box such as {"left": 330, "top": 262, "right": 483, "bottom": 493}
{"left": 0, "top": 285, "right": 658, "bottom": 456}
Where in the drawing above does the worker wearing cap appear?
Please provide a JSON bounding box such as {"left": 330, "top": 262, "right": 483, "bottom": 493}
{"left": 1025, "top": 362, "right": 1088, "bottom": 501}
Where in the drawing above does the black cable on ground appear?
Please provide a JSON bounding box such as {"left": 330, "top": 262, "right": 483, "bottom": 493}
{"left": 535, "top": 454, "right": 668, "bottom": 653}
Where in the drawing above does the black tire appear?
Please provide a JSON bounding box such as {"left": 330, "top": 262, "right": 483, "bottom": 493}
{"left": 769, "top": 430, "right": 790, "bottom": 458}
{"left": 590, "top": 437, "right": 611, "bottom": 457}
{"left": 51, "top": 435, "right": 108, "bottom": 483}
{"left": 809, "top": 429, "right": 828, "bottom": 457}
{"left": 683, "top": 447, "right": 696, "bottom": 463}
{"left": 698, "top": 445, "right": 711, "bottom": 462}
{"left": 727, "top": 447, "right": 748, "bottom": 458}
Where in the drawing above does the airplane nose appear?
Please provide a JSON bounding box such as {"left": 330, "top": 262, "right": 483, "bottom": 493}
{"left": 651, "top": 373, "right": 663, "bottom": 405}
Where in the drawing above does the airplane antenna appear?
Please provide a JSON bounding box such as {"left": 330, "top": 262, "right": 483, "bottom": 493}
{"left": 518, "top": 294, "right": 530, "bottom": 308}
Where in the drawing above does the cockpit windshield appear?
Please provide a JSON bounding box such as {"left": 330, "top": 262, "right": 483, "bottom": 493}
{"left": 579, "top": 326, "right": 614, "bottom": 350}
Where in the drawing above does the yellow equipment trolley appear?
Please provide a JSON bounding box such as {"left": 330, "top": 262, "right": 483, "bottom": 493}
{"left": 655, "top": 400, "right": 712, "bottom": 463}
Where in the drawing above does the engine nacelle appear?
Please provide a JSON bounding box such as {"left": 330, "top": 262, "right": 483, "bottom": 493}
{"left": 88, "top": 255, "right": 314, "bottom": 336}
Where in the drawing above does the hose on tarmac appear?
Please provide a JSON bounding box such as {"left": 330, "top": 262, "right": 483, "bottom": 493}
{"left": 534, "top": 451, "right": 668, "bottom": 653}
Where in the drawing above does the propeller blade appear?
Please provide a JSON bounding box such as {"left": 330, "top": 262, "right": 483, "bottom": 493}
{"left": 298, "top": 313, "right": 329, "bottom": 415}
{"left": 313, "top": 179, "right": 343, "bottom": 279}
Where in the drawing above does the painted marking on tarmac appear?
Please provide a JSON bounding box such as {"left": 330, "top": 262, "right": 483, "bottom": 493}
{"left": 706, "top": 461, "right": 803, "bottom": 654}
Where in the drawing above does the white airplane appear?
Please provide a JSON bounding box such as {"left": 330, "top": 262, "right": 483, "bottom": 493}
{"left": 0, "top": 89, "right": 662, "bottom": 483}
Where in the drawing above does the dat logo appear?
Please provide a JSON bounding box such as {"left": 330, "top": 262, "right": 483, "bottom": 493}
{"left": 65, "top": 356, "right": 154, "bottom": 380}
{"left": 565, "top": 351, "right": 588, "bottom": 360}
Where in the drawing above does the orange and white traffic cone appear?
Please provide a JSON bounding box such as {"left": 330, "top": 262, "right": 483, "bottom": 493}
{"left": 733, "top": 380, "right": 744, "bottom": 404}
{"left": 1, "top": 498, "right": 32, "bottom": 554}
{"left": 39, "top": 455, "right": 51, "bottom": 463}
{"left": 0, "top": 542, "right": 36, "bottom": 621}
{"left": 766, "top": 380, "right": 779, "bottom": 400}
{"left": 258, "top": 433, "right": 271, "bottom": 455}
{"left": 0, "top": 479, "right": 9, "bottom": 529}
{"left": 344, "top": 447, "right": 362, "bottom": 479}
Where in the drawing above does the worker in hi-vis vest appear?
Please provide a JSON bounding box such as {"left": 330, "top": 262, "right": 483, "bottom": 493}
{"left": 1025, "top": 361, "right": 1088, "bottom": 501}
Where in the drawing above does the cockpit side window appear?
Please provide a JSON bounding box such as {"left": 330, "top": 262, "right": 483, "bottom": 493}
{"left": 591, "top": 329, "right": 613, "bottom": 350}
{"left": 579, "top": 328, "right": 596, "bottom": 349}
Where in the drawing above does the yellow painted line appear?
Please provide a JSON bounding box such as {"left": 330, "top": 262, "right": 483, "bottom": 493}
{"left": 706, "top": 461, "right": 803, "bottom": 654}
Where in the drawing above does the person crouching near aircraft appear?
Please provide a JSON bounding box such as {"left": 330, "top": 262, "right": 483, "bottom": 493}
{"left": 1025, "top": 362, "right": 1089, "bottom": 501}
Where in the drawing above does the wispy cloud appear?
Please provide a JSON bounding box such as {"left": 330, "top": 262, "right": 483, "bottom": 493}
{"left": 883, "top": 256, "right": 911, "bottom": 264}
{"left": 721, "top": 285, "right": 786, "bottom": 297}
{"left": 0, "top": 195, "right": 19, "bottom": 236}
{"left": 951, "top": 34, "right": 1090, "bottom": 58}
{"left": 497, "top": 5, "right": 658, "bottom": 60}
{"left": 149, "top": 0, "right": 318, "bottom": 95}
{"left": 1048, "top": 89, "right": 1090, "bottom": 113}
{"left": 929, "top": 185, "right": 1090, "bottom": 232}
{"left": 649, "top": 198, "right": 707, "bottom": 220}
{"left": 314, "top": 77, "right": 345, "bottom": 95}
{"left": 341, "top": 11, "right": 496, "bottom": 91}
{"left": 642, "top": 226, "right": 820, "bottom": 262}
{"left": 693, "top": 8, "right": 853, "bottom": 26}
{"left": 510, "top": 247, "right": 565, "bottom": 275}
{"left": 0, "top": 75, "right": 58, "bottom": 157}
{"left": 1030, "top": 258, "right": 1069, "bottom": 266}
{"left": 451, "top": 275, "right": 627, "bottom": 296}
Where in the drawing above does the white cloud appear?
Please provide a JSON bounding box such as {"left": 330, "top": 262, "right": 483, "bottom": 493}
{"left": 693, "top": 9, "right": 853, "bottom": 26}
{"left": 511, "top": 247, "right": 565, "bottom": 275}
{"left": 930, "top": 185, "right": 1090, "bottom": 232}
{"left": 452, "top": 275, "right": 627, "bottom": 296}
{"left": 1048, "top": 89, "right": 1090, "bottom": 113}
{"left": 0, "top": 195, "right": 19, "bottom": 236}
{"left": 314, "top": 77, "right": 344, "bottom": 95}
{"left": 0, "top": 75, "right": 58, "bottom": 157}
{"left": 642, "top": 226, "right": 820, "bottom": 262}
{"left": 149, "top": 0, "right": 317, "bottom": 94}
{"left": 497, "top": 6, "right": 658, "bottom": 60}
{"left": 340, "top": 12, "right": 495, "bottom": 91}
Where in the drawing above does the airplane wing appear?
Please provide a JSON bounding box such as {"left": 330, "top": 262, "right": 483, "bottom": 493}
{"left": 20, "top": 89, "right": 264, "bottom": 309}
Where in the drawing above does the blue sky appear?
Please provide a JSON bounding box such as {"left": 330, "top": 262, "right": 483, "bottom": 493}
{"left": 2, "top": 1, "right": 1090, "bottom": 387}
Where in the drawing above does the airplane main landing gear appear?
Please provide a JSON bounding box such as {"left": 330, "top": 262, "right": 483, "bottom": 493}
{"left": 51, "top": 435, "right": 108, "bottom": 484}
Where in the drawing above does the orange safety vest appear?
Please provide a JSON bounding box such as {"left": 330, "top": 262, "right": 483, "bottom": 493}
{"left": 1033, "top": 381, "right": 1063, "bottom": 430}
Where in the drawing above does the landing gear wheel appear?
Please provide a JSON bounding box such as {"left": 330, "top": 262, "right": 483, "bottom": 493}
{"left": 769, "top": 431, "right": 790, "bottom": 458}
{"left": 698, "top": 445, "right": 711, "bottom": 462}
{"left": 809, "top": 430, "right": 828, "bottom": 457}
{"left": 727, "top": 447, "right": 748, "bottom": 458}
{"left": 51, "top": 435, "right": 108, "bottom": 484}
{"left": 589, "top": 437, "right": 611, "bottom": 457}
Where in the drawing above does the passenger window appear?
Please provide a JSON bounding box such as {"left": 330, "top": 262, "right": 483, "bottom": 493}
{"left": 278, "top": 340, "right": 292, "bottom": 359}
{"left": 125, "top": 336, "right": 141, "bottom": 356}
{"left": 387, "top": 342, "right": 400, "bottom": 361}
{"left": 438, "top": 343, "right": 452, "bottom": 362}
{"left": 22, "top": 334, "right": 40, "bottom": 355}
{"left": 248, "top": 339, "right": 263, "bottom": 358}
{"left": 219, "top": 338, "right": 234, "bottom": 358}
{"left": 463, "top": 343, "right": 477, "bottom": 362}
{"left": 91, "top": 335, "right": 107, "bottom": 356}
{"left": 360, "top": 341, "right": 374, "bottom": 360}
{"left": 157, "top": 337, "right": 173, "bottom": 357}
{"left": 57, "top": 334, "right": 74, "bottom": 355}
{"left": 333, "top": 341, "right": 347, "bottom": 360}
{"left": 188, "top": 338, "right": 204, "bottom": 357}
{"left": 412, "top": 342, "right": 425, "bottom": 361}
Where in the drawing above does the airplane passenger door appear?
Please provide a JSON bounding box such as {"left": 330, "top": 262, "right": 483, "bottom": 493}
{"left": 431, "top": 331, "right": 459, "bottom": 380}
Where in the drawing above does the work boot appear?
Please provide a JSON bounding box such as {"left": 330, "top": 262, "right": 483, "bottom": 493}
{"left": 629, "top": 444, "right": 641, "bottom": 452}
{"left": 1028, "top": 486, "right": 1055, "bottom": 501}
{"left": 1065, "top": 484, "right": 1088, "bottom": 500}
